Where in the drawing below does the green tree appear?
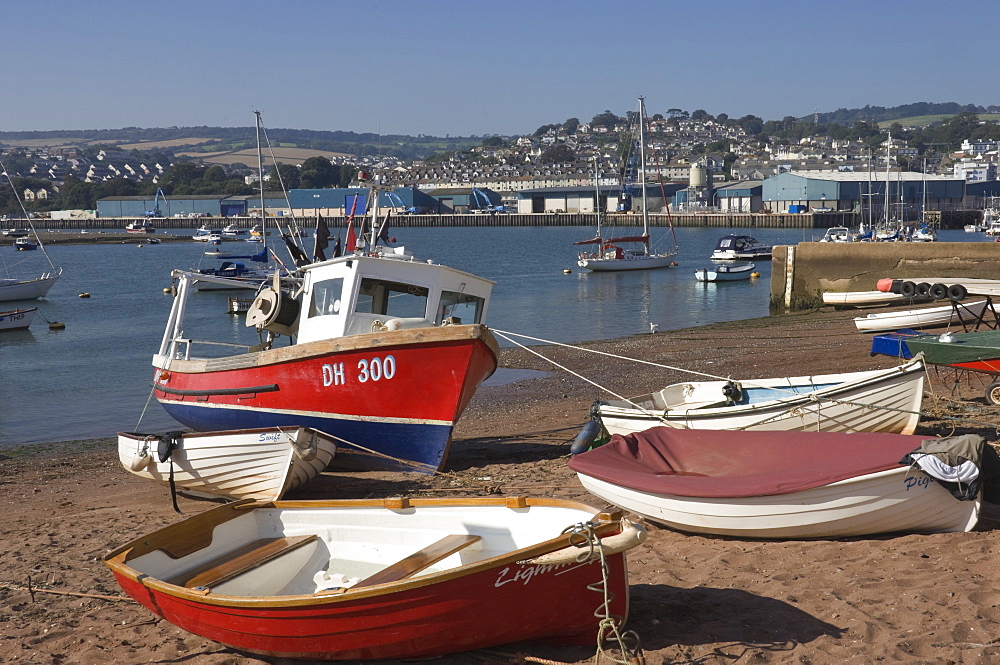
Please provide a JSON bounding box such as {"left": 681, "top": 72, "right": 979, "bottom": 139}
{"left": 540, "top": 144, "right": 575, "bottom": 164}
{"left": 299, "top": 156, "right": 337, "bottom": 188}
{"left": 270, "top": 163, "right": 300, "bottom": 190}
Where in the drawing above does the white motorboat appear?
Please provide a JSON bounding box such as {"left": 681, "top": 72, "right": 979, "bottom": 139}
{"left": 593, "top": 356, "right": 925, "bottom": 437}
{"left": 710, "top": 235, "right": 772, "bottom": 260}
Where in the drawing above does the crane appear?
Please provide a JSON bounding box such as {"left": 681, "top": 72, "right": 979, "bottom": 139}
{"left": 145, "top": 188, "right": 166, "bottom": 218}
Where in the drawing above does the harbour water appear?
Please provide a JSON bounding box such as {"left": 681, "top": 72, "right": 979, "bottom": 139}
{"left": 0, "top": 225, "right": 977, "bottom": 447}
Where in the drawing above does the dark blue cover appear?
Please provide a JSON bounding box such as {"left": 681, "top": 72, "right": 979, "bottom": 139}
{"left": 870, "top": 328, "right": 927, "bottom": 359}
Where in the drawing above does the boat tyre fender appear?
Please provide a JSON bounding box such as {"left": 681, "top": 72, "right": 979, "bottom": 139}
{"left": 899, "top": 281, "right": 917, "bottom": 298}
{"left": 570, "top": 420, "right": 603, "bottom": 456}
{"left": 929, "top": 283, "right": 948, "bottom": 301}
{"left": 916, "top": 282, "right": 932, "bottom": 297}
{"left": 948, "top": 284, "right": 968, "bottom": 302}
{"left": 526, "top": 520, "right": 648, "bottom": 565}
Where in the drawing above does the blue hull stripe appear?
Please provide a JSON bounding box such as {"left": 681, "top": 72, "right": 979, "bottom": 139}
{"left": 160, "top": 403, "right": 453, "bottom": 473}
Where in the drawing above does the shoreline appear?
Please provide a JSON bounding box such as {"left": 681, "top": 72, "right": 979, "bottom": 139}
{"left": 4, "top": 306, "right": 1000, "bottom": 664}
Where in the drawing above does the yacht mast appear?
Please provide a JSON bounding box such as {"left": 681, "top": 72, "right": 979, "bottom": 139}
{"left": 638, "top": 96, "right": 649, "bottom": 252}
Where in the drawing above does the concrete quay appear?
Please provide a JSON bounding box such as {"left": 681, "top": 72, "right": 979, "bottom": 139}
{"left": 771, "top": 240, "right": 1000, "bottom": 311}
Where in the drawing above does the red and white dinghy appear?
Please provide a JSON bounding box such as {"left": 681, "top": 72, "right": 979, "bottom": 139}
{"left": 104, "top": 497, "right": 646, "bottom": 661}
{"left": 569, "top": 428, "right": 982, "bottom": 539}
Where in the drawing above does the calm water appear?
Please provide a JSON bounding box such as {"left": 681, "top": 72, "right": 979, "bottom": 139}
{"left": 0, "top": 225, "right": 976, "bottom": 447}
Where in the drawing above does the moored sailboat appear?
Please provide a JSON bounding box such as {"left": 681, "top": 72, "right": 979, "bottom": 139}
{"left": 0, "top": 160, "right": 62, "bottom": 302}
{"left": 576, "top": 96, "right": 678, "bottom": 271}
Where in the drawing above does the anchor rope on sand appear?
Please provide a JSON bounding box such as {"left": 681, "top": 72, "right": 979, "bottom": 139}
{"left": 561, "top": 522, "right": 645, "bottom": 665}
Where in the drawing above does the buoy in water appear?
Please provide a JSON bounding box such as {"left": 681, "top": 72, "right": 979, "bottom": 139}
{"left": 563, "top": 269, "right": 572, "bottom": 274}
{"left": 162, "top": 287, "right": 172, "bottom": 294}
{"left": 751, "top": 271, "right": 760, "bottom": 278}
{"left": 570, "top": 420, "right": 603, "bottom": 456}
{"left": 48, "top": 322, "right": 65, "bottom": 330}
{"left": 78, "top": 292, "right": 90, "bottom": 298}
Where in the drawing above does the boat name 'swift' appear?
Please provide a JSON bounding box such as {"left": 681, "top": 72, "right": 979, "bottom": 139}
{"left": 322, "top": 355, "right": 397, "bottom": 386}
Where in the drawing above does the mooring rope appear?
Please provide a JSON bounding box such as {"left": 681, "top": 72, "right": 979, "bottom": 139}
{"left": 491, "top": 329, "right": 1000, "bottom": 434}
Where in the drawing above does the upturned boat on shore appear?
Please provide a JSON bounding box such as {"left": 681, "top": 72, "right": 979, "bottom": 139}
{"left": 104, "top": 497, "right": 645, "bottom": 660}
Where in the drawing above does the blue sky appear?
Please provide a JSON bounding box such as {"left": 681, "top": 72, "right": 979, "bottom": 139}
{"left": 3, "top": 0, "right": 995, "bottom": 137}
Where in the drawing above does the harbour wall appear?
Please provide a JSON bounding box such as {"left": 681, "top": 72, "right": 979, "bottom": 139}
{"left": 771, "top": 241, "right": 1000, "bottom": 311}
{"left": 32, "top": 212, "right": 853, "bottom": 230}
{"left": 29, "top": 209, "right": 981, "bottom": 231}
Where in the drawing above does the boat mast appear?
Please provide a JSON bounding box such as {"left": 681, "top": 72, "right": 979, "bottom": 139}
{"left": 254, "top": 110, "right": 267, "bottom": 243}
{"left": 637, "top": 96, "right": 649, "bottom": 254}
{"left": 593, "top": 155, "right": 602, "bottom": 240}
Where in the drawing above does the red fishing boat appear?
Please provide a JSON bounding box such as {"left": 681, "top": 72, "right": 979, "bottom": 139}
{"left": 104, "top": 497, "right": 646, "bottom": 661}
{"left": 150, "top": 112, "right": 498, "bottom": 472}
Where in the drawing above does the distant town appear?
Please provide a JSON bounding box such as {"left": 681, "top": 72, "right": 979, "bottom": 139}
{"left": 2, "top": 101, "right": 1000, "bottom": 220}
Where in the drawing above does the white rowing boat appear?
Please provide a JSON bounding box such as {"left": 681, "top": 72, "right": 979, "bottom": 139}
{"left": 117, "top": 427, "right": 336, "bottom": 501}
{"left": 853, "top": 300, "right": 989, "bottom": 333}
{"left": 594, "top": 357, "right": 925, "bottom": 436}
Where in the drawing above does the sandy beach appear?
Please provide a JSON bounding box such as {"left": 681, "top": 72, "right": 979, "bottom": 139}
{"left": 4, "top": 305, "right": 1000, "bottom": 664}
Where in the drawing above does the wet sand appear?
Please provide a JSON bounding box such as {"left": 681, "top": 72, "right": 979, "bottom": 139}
{"left": 3, "top": 305, "right": 1000, "bottom": 664}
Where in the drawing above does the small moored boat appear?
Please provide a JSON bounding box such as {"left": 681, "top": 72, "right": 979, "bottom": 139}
{"left": 117, "top": 427, "right": 336, "bottom": 501}
{"left": 569, "top": 428, "right": 985, "bottom": 539}
{"left": 104, "top": 496, "right": 645, "bottom": 660}
{"left": 694, "top": 262, "right": 756, "bottom": 282}
{"left": 0, "top": 306, "right": 37, "bottom": 331}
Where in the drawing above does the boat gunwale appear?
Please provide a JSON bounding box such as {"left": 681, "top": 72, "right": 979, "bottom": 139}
{"left": 153, "top": 323, "right": 500, "bottom": 374}
{"left": 104, "top": 497, "right": 625, "bottom": 608}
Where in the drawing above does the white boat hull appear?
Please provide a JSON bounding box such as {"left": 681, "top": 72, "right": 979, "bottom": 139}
{"left": 596, "top": 358, "right": 925, "bottom": 436}
{"left": 0, "top": 307, "right": 36, "bottom": 330}
{"left": 854, "top": 300, "right": 988, "bottom": 333}
{"left": 117, "top": 427, "right": 336, "bottom": 501}
{"left": 0, "top": 271, "right": 60, "bottom": 302}
{"left": 694, "top": 263, "right": 755, "bottom": 282}
{"left": 579, "top": 252, "right": 677, "bottom": 272}
{"left": 576, "top": 467, "right": 980, "bottom": 539}
{"left": 822, "top": 290, "right": 924, "bottom": 308}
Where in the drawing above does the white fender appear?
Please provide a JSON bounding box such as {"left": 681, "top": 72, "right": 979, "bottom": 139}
{"left": 127, "top": 438, "right": 152, "bottom": 472}
{"left": 526, "top": 520, "right": 647, "bottom": 565}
